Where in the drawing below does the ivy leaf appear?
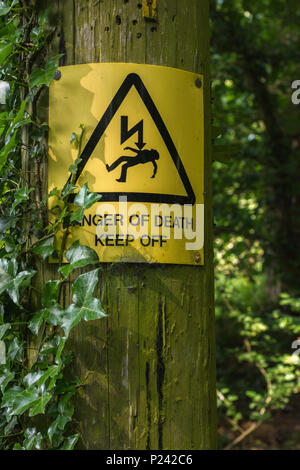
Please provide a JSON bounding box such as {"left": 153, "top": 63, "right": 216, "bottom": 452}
{"left": 10, "top": 186, "right": 34, "bottom": 213}
{"left": 74, "top": 183, "right": 102, "bottom": 209}
{"left": 69, "top": 208, "right": 84, "bottom": 225}
{"left": 0, "top": 303, "right": 3, "bottom": 323}
{"left": 0, "top": 3, "right": 11, "bottom": 16}
{"left": 0, "top": 368, "right": 15, "bottom": 393}
{"left": 0, "top": 322, "right": 10, "bottom": 340}
{"left": 61, "top": 269, "right": 106, "bottom": 337}
{"left": 62, "top": 299, "right": 105, "bottom": 337}
{"left": 28, "top": 310, "right": 44, "bottom": 336}
{"left": 29, "top": 54, "right": 63, "bottom": 88}
{"left": 0, "top": 216, "right": 16, "bottom": 236}
{"left": 0, "top": 258, "right": 36, "bottom": 304}
{"left": 0, "top": 339, "right": 5, "bottom": 365}
{"left": 43, "top": 304, "right": 64, "bottom": 327}
{"left": 4, "top": 415, "right": 18, "bottom": 435}
{"left": 71, "top": 268, "right": 100, "bottom": 306}
{"left": 61, "top": 182, "right": 77, "bottom": 198}
{"left": 68, "top": 158, "right": 82, "bottom": 176}
{"left": 2, "top": 384, "right": 53, "bottom": 417}
{"left": 13, "top": 443, "right": 24, "bottom": 450}
{"left": 32, "top": 236, "right": 55, "bottom": 260}
{"left": 48, "top": 394, "right": 74, "bottom": 443}
{"left": 44, "top": 187, "right": 60, "bottom": 201}
{"left": 40, "top": 335, "right": 63, "bottom": 356}
{"left": 2, "top": 386, "right": 38, "bottom": 416}
{"left": 24, "top": 365, "right": 60, "bottom": 389}
{"left": 42, "top": 280, "right": 60, "bottom": 308}
{"left": 6, "top": 336, "right": 23, "bottom": 362}
{"left": 0, "top": 42, "right": 12, "bottom": 65}
{"left": 23, "top": 427, "right": 43, "bottom": 450}
{"left": 29, "top": 303, "right": 65, "bottom": 335}
{"left": 59, "top": 434, "right": 80, "bottom": 450}
{"left": 59, "top": 241, "right": 99, "bottom": 278}
{"left": 28, "top": 391, "right": 52, "bottom": 417}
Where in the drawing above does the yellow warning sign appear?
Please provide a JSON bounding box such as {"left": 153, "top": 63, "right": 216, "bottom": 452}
{"left": 48, "top": 63, "right": 204, "bottom": 265}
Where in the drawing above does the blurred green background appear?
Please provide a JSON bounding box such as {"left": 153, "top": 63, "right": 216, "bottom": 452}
{"left": 211, "top": 0, "right": 300, "bottom": 449}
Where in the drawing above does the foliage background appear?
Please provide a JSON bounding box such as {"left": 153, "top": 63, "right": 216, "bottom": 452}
{"left": 211, "top": 0, "right": 300, "bottom": 449}
{"left": 0, "top": 0, "right": 106, "bottom": 450}
{"left": 0, "top": 0, "right": 300, "bottom": 450}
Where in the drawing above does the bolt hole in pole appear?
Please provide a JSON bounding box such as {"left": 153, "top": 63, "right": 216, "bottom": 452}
{"left": 195, "top": 78, "right": 202, "bottom": 88}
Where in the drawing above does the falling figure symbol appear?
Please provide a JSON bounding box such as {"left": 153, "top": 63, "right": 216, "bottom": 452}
{"left": 106, "top": 146, "right": 160, "bottom": 183}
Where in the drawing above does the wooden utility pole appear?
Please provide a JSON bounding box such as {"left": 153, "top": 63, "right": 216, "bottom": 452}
{"left": 46, "top": 0, "right": 216, "bottom": 450}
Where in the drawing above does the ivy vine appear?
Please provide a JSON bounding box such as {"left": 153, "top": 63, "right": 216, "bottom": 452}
{"left": 0, "top": 1, "right": 106, "bottom": 449}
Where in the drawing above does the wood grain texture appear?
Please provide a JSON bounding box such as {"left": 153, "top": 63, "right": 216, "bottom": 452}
{"left": 42, "top": 0, "right": 217, "bottom": 450}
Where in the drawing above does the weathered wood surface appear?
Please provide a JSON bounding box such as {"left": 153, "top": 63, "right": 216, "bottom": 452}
{"left": 41, "top": 0, "right": 217, "bottom": 450}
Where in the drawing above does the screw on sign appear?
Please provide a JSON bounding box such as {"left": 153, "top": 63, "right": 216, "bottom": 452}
{"left": 143, "top": 0, "right": 157, "bottom": 20}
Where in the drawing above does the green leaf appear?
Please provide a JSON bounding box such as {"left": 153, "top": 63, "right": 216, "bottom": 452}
{"left": 59, "top": 434, "right": 80, "bottom": 450}
{"left": 24, "top": 365, "right": 60, "bottom": 389}
{"left": 43, "top": 304, "right": 64, "bottom": 327}
{"left": 28, "top": 310, "right": 44, "bottom": 336}
{"left": 68, "top": 158, "right": 82, "bottom": 176}
{"left": 59, "top": 240, "right": 99, "bottom": 278}
{"left": 72, "top": 269, "right": 100, "bottom": 305}
{"left": 62, "top": 299, "right": 105, "bottom": 337}
{"left": 0, "top": 5, "right": 11, "bottom": 16}
{"left": 0, "top": 339, "right": 5, "bottom": 364}
{"left": 6, "top": 336, "right": 23, "bottom": 362}
{"left": 29, "top": 304, "right": 64, "bottom": 335}
{"left": 0, "top": 258, "right": 36, "bottom": 304}
{"left": 44, "top": 187, "right": 60, "bottom": 200}
{"left": 0, "top": 323, "right": 10, "bottom": 340}
{"left": 2, "top": 386, "right": 37, "bottom": 416}
{"left": 29, "top": 55, "right": 63, "bottom": 88}
{"left": 2, "top": 384, "right": 52, "bottom": 417}
{"left": 54, "top": 336, "right": 67, "bottom": 364}
{"left": 69, "top": 208, "right": 84, "bottom": 225}
{"left": 13, "top": 443, "right": 24, "bottom": 450}
{"left": 0, "top": 42, "right": 12, "bottom": 66}
{"left": 28, "top": 391, "right": 52, "bottom": 417}
{"left": 0, "top": 368, "right": 14, "bottom": 393}
{"left": 40, "top": 335, "right": 63, "bottom": 356}
{"left": 0, "top": 129, "right": 17, "bottom": 172}
{"left": 32, "top": 236, "right": 55, "bottom": 260}
{"left": 0, "top": 216, "right": 16, "bottom": 236}
{"left": 23, "top": 427, "right": 43, "bottom": 450}
{"left": 74, "top": 183, "right": 102, "bottom": 209}
{"left": 61, "top": 183, "right": 77, "bottom": 198}
{"left": 10, "top": 187, "right": 34, "bottom": 213}
{"left": 61, "top": 269, "right": 106, "bottom": 337}
{"left": 4, "top": 416, "right": 18, "bottom": 435}
{"left": 42, "top": 280, "right": 60, "bottom": 308}
{"left": 48, "top": 394, "right": 74, "bottom": 443}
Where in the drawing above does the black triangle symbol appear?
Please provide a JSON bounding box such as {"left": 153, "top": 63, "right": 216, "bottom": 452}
{"left": 68, "top": 73, "right": 196, "bottom": 205}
